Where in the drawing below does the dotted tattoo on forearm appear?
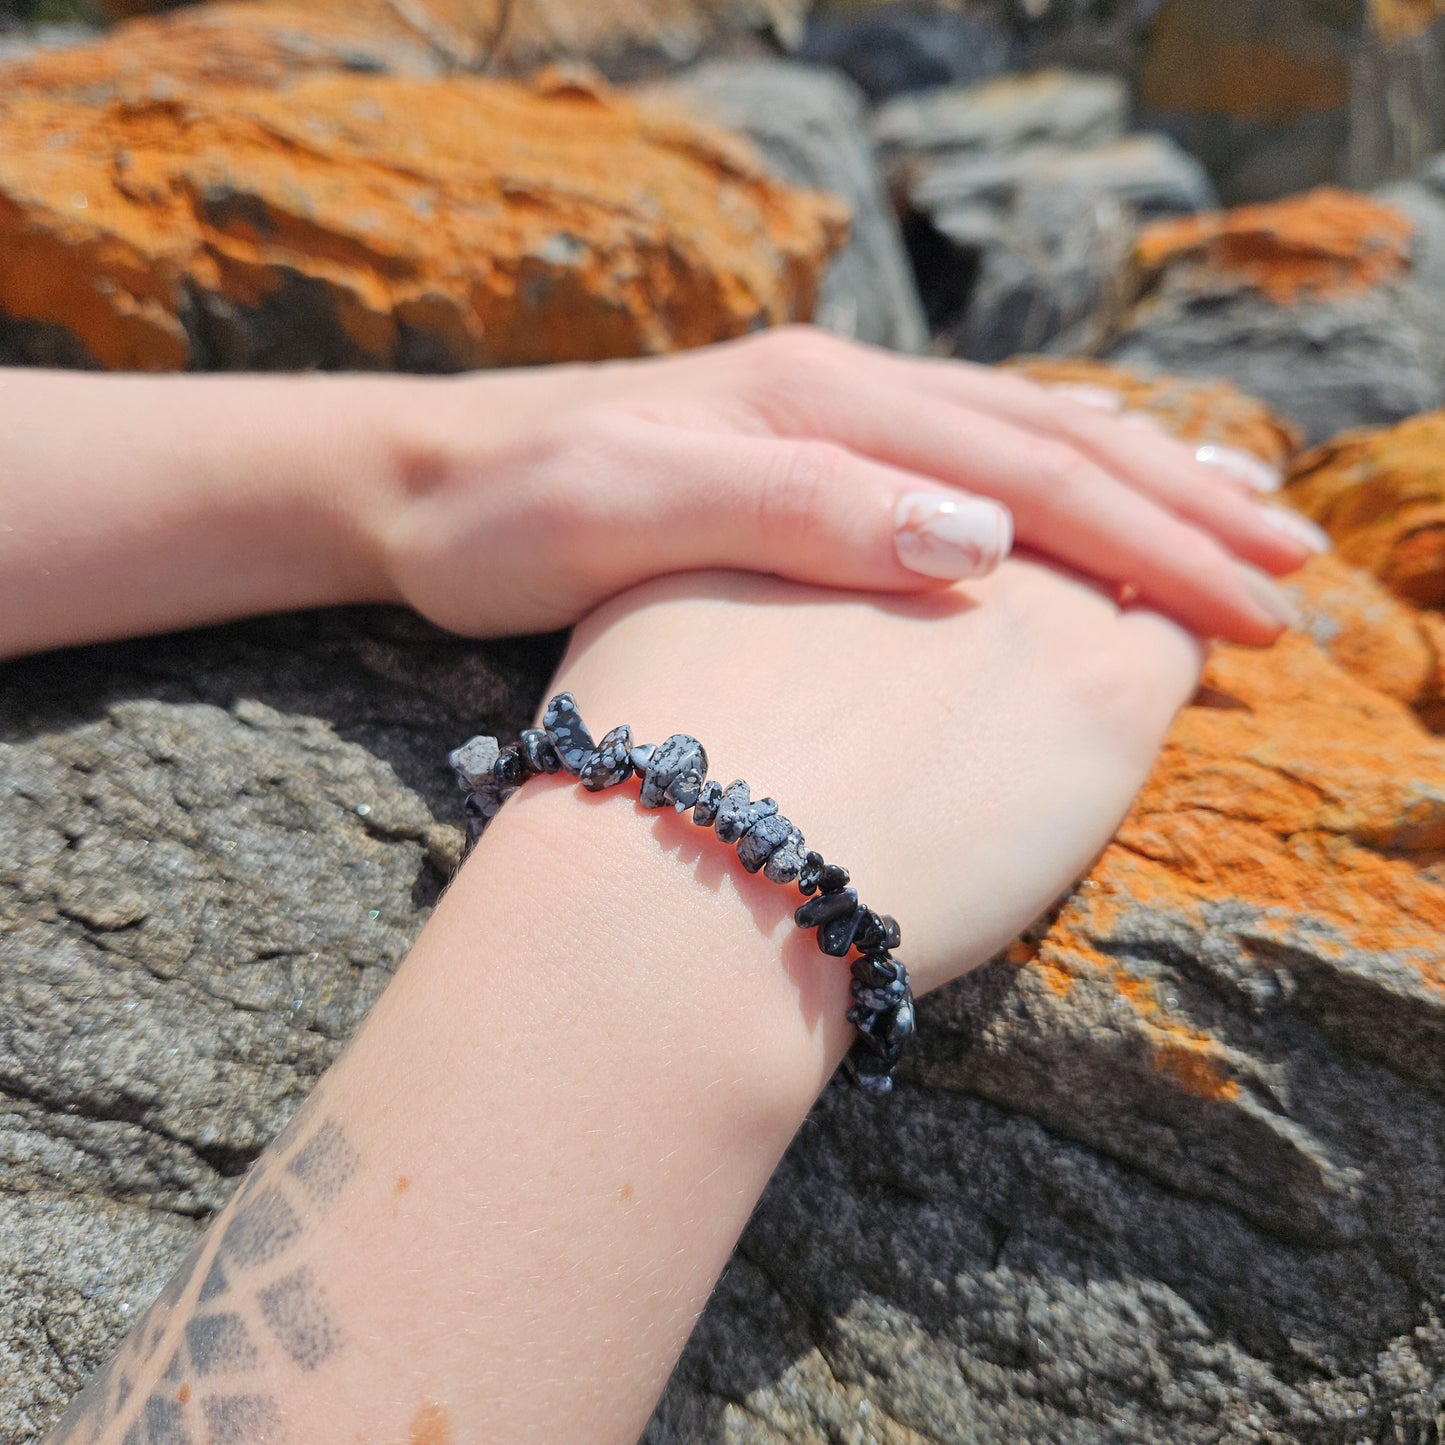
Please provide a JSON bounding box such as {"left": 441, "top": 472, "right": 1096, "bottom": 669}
{"left": 44, "top": 1095, "right": 362, "bottom": 1445}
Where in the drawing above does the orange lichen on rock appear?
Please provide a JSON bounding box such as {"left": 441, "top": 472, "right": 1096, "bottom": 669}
{"left": 1135, "top": 189, "right": 1413, "bottom": 305}
{"left": 1006, "top": 356, "right": 1302, "bottom": 468}
{"left": 1290, "top": 552, "right": 1445, "bottom": 727}
{"left": 1285, "top": 410, "right": 1445, "bottom": 612}
{"left": 1002, "top": 554, "right": 1445, "bottom": 1119}
{"left": 0, "top": 72, "right": 846, "bottom": 370}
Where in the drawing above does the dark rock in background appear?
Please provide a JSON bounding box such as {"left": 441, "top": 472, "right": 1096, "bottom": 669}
{"left": 797, "top": 1, "right": 1019, "bottom": 102}
{"left": 876, "top": 70, "right": 1209, "bottom": 359}
{"left": 647, "top": 58, "right": 930, "bottom": 352}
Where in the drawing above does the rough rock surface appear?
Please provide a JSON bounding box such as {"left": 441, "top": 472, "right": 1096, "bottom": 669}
{"left": 1110, "top": 188, "right": 1445, "bottom": 444}
{"left": 646, "top": 58, "right": 928, "bottom": 353}
{"left": 1007, "top": 355, "right": 1302, "bottom": 471}
{"left": 1285, "top": 408, "right": 1445, "bottom": 612}
{"left": 0, "top": 69, "right": 844, "bottom": 371}
{"left": 877, "top": 70, "right": 1211, "bottom": 362}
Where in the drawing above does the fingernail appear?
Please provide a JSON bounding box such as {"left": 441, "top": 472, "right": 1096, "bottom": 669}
{"left": 1120, "top": 410, "right": 1168, "bottom": 434}
{"left": 1258, "top": 504, "right": 1331, "bottom": 554}
{"left": 895, "top": 493, "right": 1013, "bottom": 580}
{"left": 1045, "top": 382, "right": 1125, "bottom": 413}
{"left": 1194, "top": 443, "right": 1283, "bottom": 493}
{"left": 1236, "top": 561, "right": 1301, "bottom": 630}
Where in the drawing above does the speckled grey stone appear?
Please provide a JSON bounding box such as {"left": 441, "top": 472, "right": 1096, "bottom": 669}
{"left": 692, "top": 780, "right": 724, "bottom": 827}
{"left": 736, "top": 813, "right": 793, "bottom": 874}
{"left": 637, "top": 734, "right": 708, "bottom": 812}
{"left": 763, "top": 827, "right": 807, "bottom": 885}
{"left": 542, "top": 691, "right": 595, "bottom": 775}
{"left": 447, "top": 734, "right": 500, "bottom": 790}
{"left": 579, "top": 724, "right": 634, "bottom": 792}
{"left": 518, "top": 727, "right": 561, "bottom": 775}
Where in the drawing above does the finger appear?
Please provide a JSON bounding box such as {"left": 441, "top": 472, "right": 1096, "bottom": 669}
{"left": 896, "top": 361, "right": 1323, "bottom": 571}
{"left": 580, "top": 419, "right": 1014, "bottom": 595}
{"left": 748, "top": 386, "right": 1296, "bottom": 645}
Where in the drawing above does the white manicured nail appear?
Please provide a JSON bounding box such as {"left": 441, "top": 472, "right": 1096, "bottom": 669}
{"left": 1236, "top": 562, "right": 1301, "bottom": 629}
{"left": 1195, "top": 443, "right": 1283, "bottom": 492}
{"left": 1045, "top": 382, "right": 1125, "bottom": 413}
{"left": 1258, "top": 505, "right": 1331, "bottom": 553}
{"left": 895, "top": 493, "right": 1012, "bottom": 580}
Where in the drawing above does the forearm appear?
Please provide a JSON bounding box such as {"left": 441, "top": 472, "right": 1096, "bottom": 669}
{"left": 43, "top": 750, "right": 853, "bottom": 1445}
{"left": 0, "top": 369, "right": 412, "bottom": 659}
{"left": 41, "top": 563, "right": 1201, "bottom": 1445}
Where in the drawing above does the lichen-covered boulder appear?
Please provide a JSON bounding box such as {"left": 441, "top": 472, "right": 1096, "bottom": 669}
{"left": 1284, "top": 408, "right": 1445, "bottom": 612}
{"left": 0, "top": 68, "right": 845, "bottom": 371}
{"left": 1110, "top": 188, "right": 1445, "bottom": 443}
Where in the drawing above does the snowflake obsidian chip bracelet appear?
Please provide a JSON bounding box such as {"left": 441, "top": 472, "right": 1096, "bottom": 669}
{"left": 447, "top": 691, "right": 917, "bottom": 1094}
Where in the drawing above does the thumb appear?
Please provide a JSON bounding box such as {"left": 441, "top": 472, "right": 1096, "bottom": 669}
{"left": 603, "top": 425, "right": 1015, "bottom": 593}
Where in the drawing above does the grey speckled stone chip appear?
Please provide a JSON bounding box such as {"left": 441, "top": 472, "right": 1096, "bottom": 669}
{"left": 448, "top": 735, "right": 501, "bottom": 790}
{"left": 638, "top": 734, "right": 708, "bottom": 811}
{"left": 736, "top": 813, "right": 793, "bottom": 873}
{"left": 580, "top": 725, "right": 635, "bottom": 791}
{"left": 692, "top": 779, "right": 724, "bottom": 827}
{"left": 763, "top": 826, "right": 807, "bottom": 884}
{"left": 542, "top": 691, "right": 595, "bottom": 775}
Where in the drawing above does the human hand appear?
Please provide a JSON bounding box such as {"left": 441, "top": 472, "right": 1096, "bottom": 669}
{"left": 539, "top": 553, "right": 1205, "bottom": 1006}
{"left": 379, "top": 326, "right": 1320, "bottom": 647}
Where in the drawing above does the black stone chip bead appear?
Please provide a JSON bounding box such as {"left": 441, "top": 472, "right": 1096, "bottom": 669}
{"left": 629, "top": 743, "right": 656, "bottom": 774}
{"left": 763, "top": 827, "right": 807, "bottom": 885}
{"left": 448, "top": 735, "right": 501, "bottom": 791}
{"left": 853, "top": 910, "right": 902, "bottom": 955}
{"left": 579, "top": 725, "right": 634, "bottom": 791}
{"left": 797, "top": 851, "right": 825, "bottom": 896}
{"left": 638, "top": 734, "right": 708, "bottom": 811}
{"left": 492, "top": 746, "right": 528, "bottom": 790}
{"left": 795, "top": 886, "right": 858, "bottom": 931}
{"left": 736, "top": 813, "right": 793, "bottom": 873}
{"left": 850, "top": 953, "right": 909, "bottom": 1012}
{"left": 543, "top": 692, "right": 596, "bottom": 775}
{"left": 818, "top": 863, "right": 851, "bottom": 895}
{"left": 519, "top": 727, "right": 562, "bottom": 775}
{"left": 793, "top": 882, "right": 864, "bottom": 954}
{"left": 692, "top": 779, "right": 724, "bottom": 827}
{"left": 818, "top": 901, "right": 866, "bottom": 957}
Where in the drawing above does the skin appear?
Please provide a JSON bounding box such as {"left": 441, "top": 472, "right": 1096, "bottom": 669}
{"left": 9, "top": 328, "right": 1272, "bottom": 1439}
{"left": 40, "top": 560, "right": 1203, "bottom": 1445}
{"left": 0, "top": 327, "right": 1312, "bottom": 663}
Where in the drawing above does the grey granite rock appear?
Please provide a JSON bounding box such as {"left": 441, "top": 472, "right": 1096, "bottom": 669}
{"left": 647, "top": 60, "right": 929, "bottom": 353}
{"left": 878, "top": 70, "right": 1213, "bottom": 363}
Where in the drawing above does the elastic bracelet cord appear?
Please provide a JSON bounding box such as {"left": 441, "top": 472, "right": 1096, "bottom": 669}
{"left": 448, "top": 691, "right": 916, "bottom": 1094}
